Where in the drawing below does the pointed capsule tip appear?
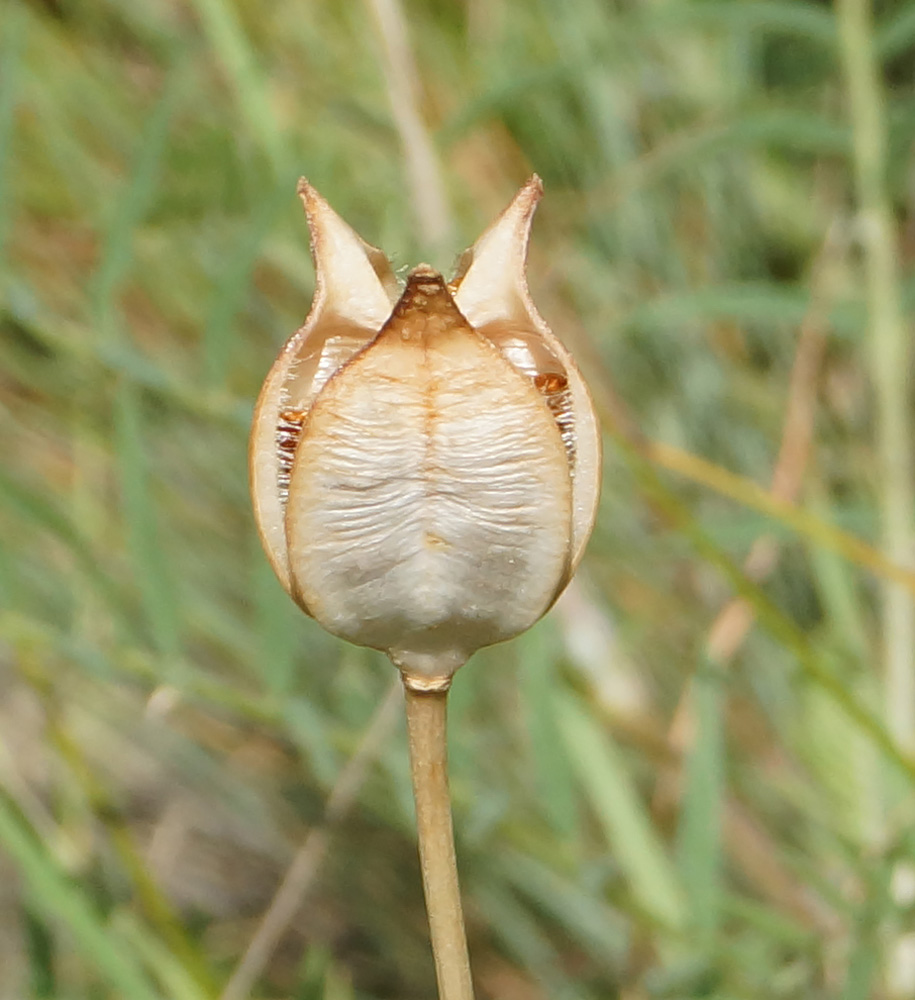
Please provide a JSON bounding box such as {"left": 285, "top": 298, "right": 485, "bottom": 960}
{"left": 408, "top": 263, "right": 442, "bottom": 280}
{"left": 400, "top": 265, "right": 450, "bottom": 302}
{"left": 296, "top": 176, "right": 315, "bottom": 204}
{"left": 511, "top": 174, "right": 544, "bottom": 219}
{"left": 388, "top": 266, "right": 458, "bottom": 327}
{"left": 296, "top": 177, "right": 327, "bottom": 218}
{"left": 403, "top": 266, "right": 449, "bottom": 298}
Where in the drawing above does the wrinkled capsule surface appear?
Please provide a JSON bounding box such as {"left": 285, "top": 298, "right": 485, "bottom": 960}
{"left": 250, "top": 177, "right": 601, "bottom": 682}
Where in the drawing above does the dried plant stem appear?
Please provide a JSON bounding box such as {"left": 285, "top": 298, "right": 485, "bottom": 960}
{"left": 402, "top": 679, "right": 474, "bottom": 1000}
{"left": 838, "top": 4, "right": 915, "bottom": 994}
{"left": 364, "top": 0, "right": 453, "bottom": 251}
{"left": 837, "top": 0, "right": 915, "bottom": 752}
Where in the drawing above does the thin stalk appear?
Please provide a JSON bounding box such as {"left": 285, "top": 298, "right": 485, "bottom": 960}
{"left": 837, "top": 0, "right": 915, "bottom": 752}
{"left": 364, "top": 0, "right": 453, "bottom": 254}
{"left": 402, "top": 678, "right": 474, "bottom": 1000}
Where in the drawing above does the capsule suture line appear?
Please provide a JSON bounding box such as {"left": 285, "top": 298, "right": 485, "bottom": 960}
{"left": 277, "top": 407, "right": 308, "bottom": 504}
{"left": 533, "top": 372, "right": 576, "bottom": 470}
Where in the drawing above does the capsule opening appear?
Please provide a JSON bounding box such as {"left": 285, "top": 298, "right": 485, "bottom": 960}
{"left": 275, "top": 315, "right": 383, "bottom": 505}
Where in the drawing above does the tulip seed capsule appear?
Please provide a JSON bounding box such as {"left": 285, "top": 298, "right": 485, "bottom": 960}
{"left": 250, "top": 176, "right": 601, "bottom": 683}
{"left": 249, "top": 178, "right": 601, "bottom": 1000}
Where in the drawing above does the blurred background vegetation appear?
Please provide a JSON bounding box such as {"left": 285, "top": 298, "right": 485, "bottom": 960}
{"left": 3, "top": 0, "right": 915, "bottom": 996}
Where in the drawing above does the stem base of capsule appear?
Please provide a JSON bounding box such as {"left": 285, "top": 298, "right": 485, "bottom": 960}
{"left": 402, "top": 673, "right": 453, "bottom": 694}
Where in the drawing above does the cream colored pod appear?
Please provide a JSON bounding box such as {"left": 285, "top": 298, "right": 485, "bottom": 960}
{"left": 250, "top": 177, "right": 601, "bottom": 688}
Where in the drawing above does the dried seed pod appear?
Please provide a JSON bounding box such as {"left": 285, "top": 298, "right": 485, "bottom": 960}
{"left": 250, "top": 177, "right": 601, "bottom": 685}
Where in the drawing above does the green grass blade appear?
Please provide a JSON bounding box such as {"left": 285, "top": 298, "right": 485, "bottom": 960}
{"left": 876, "top": 4, "right": 915, "bottom": 60}
{"left": 622, "top": 283, "right": 859, "bottom": 341}
{"left": 556, "top": 691, "right": 687, "bottom": 932}
{"left": 675, "top": 657, "right": 726, "bottom": 941}
{"left": 22, "top": 904, "right": 56, "bottom": 1000}
{"left": 500, "top": 850, "right": 629, "bottom": 966}
{"left": 0, "top": 1, "right": 27, "bottom": 280}
{"left": 643, "top": 0, "right": 837, "bottom": 45}
{"left": 471, "top": 882, "right": 571, "bottom": 999}
{"left": 188, "top": 0, "right": 288, "bottom": 177}
{"left": 0, "top": 467, "right": 135, "bottom": 633}
{"left": 90, "top": 61, "right": 188, "bottom": 342}
{"left": 516, "top": 620, "right": 578, "bottom": 838}
{"left": 114, "top": 381, "right": 183, "bottom": 667}
{"left": 202, "top": 185, "right": 288, "bottom": 388}
{"left": 839, "top": 861, "right": 892, "bottom": 1000}
{"left": 253, "top": 554, "right": 301, "bottom": 696}
{"left": 0, "top": 790, "right": 161, "bottom": 1000}
{"left": 115, "top": 911, "right": 211, "bottom": 1000}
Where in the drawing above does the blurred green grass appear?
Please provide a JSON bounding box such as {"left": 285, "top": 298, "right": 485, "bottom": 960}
{"left": 2, "top": 0, "right": 915, "bottom": 997}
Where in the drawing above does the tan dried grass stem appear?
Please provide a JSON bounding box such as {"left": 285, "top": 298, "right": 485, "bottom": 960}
{"left": 403, "top": 679, "right": 474, "bottom": 1000}
{"left": 364, "top": 0, "right": 453, "bottom": 250}
{"left": 837, "top": 0, "right": 915, "bottom": 752}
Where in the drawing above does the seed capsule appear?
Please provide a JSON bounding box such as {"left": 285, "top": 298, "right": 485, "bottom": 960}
{"left": 250, "top": 177, "right": 601, "bottom": 683}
